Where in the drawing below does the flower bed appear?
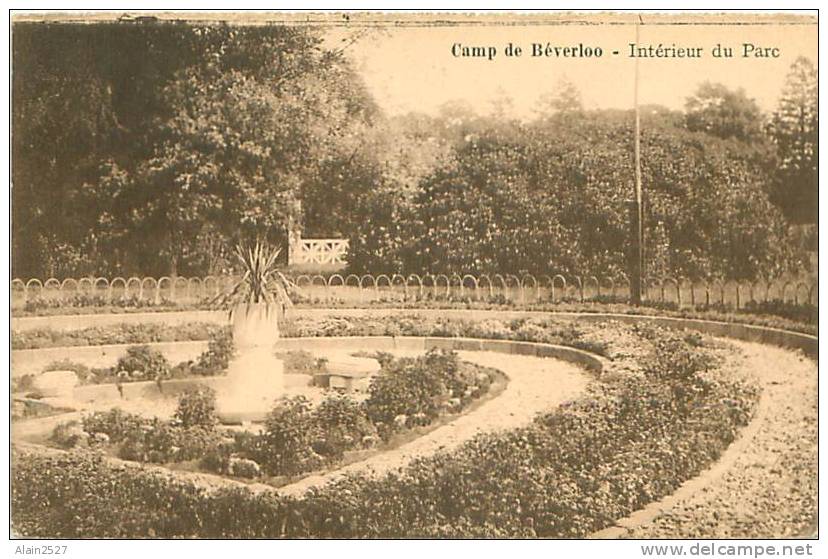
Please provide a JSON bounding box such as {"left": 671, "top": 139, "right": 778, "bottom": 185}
{"left": 39, "top": 349, "right": 499, "bottom": 483}
{"left": 11, "top": 330, "right": 234, "bottom": 395}
{"left": 11, "top": 319, "right": 760, "bottom": 538}
{"left": 12, "top": 297, "right": 817, "bottom": 334}
{"left": 12, "top": 346, "right": 327, "bottom": 398}
{"left": 11, "top": 322, "right": 225, "bottom": 350}
{"left": 21, "top": 293, "right": 178, "bottom": 315}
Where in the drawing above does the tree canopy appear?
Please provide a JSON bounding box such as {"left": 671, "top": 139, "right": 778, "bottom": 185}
{"left": 768, "top": 57, "right": 818, "bottom": 224}
{"left": 13, "top": 22, "right": 377, "bottom": 277}
{"left": 11, "top": 22, "right": 815, "bottom": 280}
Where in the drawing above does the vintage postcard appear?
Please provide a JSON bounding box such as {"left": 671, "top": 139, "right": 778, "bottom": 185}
{"left": 8, "top": 9, "right": 819, "bottom": 552}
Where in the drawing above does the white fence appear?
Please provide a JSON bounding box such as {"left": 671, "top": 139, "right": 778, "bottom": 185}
{"left": 289, "top": 238, "right": 349, "bottom": 266}
{"left": 10, "top": 273, "right": 818, "bottom": 311}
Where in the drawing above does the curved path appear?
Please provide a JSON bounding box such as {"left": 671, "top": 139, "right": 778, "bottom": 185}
{"left": 593, "top": 340, "right": 817, "bottom": 539}
{"left": 278, "top": 351, "right": 589, "bottom": 497}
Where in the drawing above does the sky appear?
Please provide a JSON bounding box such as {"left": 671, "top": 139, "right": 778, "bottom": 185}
{"left": 333, "top": 19, "right": 817, "bottom": 120}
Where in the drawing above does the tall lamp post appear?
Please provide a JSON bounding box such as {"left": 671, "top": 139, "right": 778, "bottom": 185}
{"left": 629, "top": 16, "right": 645, "bottom": 305}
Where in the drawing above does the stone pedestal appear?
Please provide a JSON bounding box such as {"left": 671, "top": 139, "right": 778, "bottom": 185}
{"left": 216, "top": 302, "right": 285, "bottom": 424}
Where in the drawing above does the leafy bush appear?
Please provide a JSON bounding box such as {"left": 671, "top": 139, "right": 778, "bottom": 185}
{"left": 311, "top": 394, "right": 377, "bottom": 459}
{"left": 82, "top": 408, "right": 150, "bottom": 443}
{"left": 255, "top": 397, "right": 323, "bottom": 476}
{"left": 363, "top": 349, "right": 489, "bottom": 432}
{"left": 199, "top": 441, "right": 235, "bottom": 475}
{"left": 12, "top": 322, "right": 219, "bottom": 350}
{"left": 742, "top": 300, "right": 817, "bottom": 324}
{"left": 364, "top": 353, "right": 450, "bottom": 429}
{"left": 119, "top": 422, "right": 222, "bottom": 464}
{"left": 173, "top": 386, "right": 218, "bottom": 429}
{"left": 636, "top": 326, "right": 716, "bottom": 382}
{"left": 50, "top": 420, "right": 88, "bottom": 449}
{"left": 192, "top": 328, "right": 234, "bottom": 374}
{"left": 22, "top": 294, "right": 178, "bottom": 314}
{"left": 228, "top": 457, "right": 262, "bottom": 479}
{"left": 115, "top": 345, "right": 170, "bottom": 380}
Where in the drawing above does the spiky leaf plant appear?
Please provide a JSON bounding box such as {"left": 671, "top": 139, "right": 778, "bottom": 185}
{"left": 214, "top": 243, "right": 298, "bottom": 314}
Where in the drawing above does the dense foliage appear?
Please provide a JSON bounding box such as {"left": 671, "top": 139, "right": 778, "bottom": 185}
{"left": 352, "top": 111, "right": 801, "bottom": 280}
{"left": 13, "top": 22, "right": 378, "bottom": 277}
{"left": 114, "top": 345, "right": 171, "bottom": 379}
{"left": 12, "top": 19, "right": 815, "bottom": 280}
{"left": 174, "top": 386, "right": 219, "bottom": 429}
{"left": 768, "top": 57, "right": 818, "bottom": 224}
{"left": 12, "top": 323, "right": 758, "bottom": 538}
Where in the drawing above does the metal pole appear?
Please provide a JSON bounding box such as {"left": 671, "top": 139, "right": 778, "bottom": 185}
{"left": 630, "top": 17, "right": 644, "bottom": 305}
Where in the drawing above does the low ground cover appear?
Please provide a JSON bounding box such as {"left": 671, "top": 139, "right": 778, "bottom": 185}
{"left": 11, "top": 322, "right": 223, "bottom": 350}
{"left": 11, "top": 320, "right": 761, "bottom": 538}
{"left": 12, "top": 296, "right": 817, "bottom": 334}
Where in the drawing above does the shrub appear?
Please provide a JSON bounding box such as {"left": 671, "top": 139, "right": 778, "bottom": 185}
{"left": 11, "top": 322, "right": 219, "bottom": 350}
{"left": 255, "top": 397, "right": 323, "bottom": 476}
{"left": 363, "top": 349, "right": 489, "bottom": 432}
{"left": 193, "top": 328, "right": 234, "bottom": 374}
{"left": 81, "top": 408, "right": 149, "bottom": 443}
{"left": 119, "top": 422, "right": 222, "bottom": 464}
{"left": 173, "top": 386, "right": 217, "bottom": 429}
{"left": 228, "top": 457, "right": 262, "bottom": 479}
{"left": 312, "top": 394, "right": 377, "bottom": 459}
{"left": 50, "top": 420, "right": 88, "bottom": 449}
{"left": 115, "top": 345, "right": 170, "bottom": 380}
{"left": 638, "top": 327, "right": 716, "bottom": 383}
{"left": 363, "top": 354, "right": 450, "bottom": 429}
{"left": 200, "top": 440, "right": 235, "bottom": 474}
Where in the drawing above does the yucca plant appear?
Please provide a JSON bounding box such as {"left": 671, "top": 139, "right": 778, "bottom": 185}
{"left": 214, "top": 242, "right": 298, "bottom": 312}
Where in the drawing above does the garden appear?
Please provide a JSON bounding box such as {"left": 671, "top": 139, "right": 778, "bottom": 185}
{"left": 9, "top": 15, "right": 818, "bottom": 542}
{"left": 11, "top": 305, "right": 818, "bottom": 538}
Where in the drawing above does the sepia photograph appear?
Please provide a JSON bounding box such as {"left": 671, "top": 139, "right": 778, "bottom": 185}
{"left": 6, "top": 6, "right": 820, "bottom": 549}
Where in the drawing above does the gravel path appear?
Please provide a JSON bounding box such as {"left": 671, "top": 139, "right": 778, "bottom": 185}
{"left": 278, "top": 351, "right": 589, "bottom": 497}
{"left": 621, "top": 341, "right": 817, "bottom": 539}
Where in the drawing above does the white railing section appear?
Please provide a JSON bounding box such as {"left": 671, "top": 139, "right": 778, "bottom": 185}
{"left": 290, "top": 238, "right": 349, "bottom": 265}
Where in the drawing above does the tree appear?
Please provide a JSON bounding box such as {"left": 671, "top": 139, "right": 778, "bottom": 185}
{"left": 768, "top": 57, "right": 817, "bottom": 224}
{"left": 684, "top": 82, "right": 765, "bottom": 142}
{"left": 352, "top": 111, "right": 803, "bottom": 280}
{"left": 534, "top": 77, "right": 584, "bottom": 117}
{"left": 12, "top": 22, "right": 379, "bottom": 277}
